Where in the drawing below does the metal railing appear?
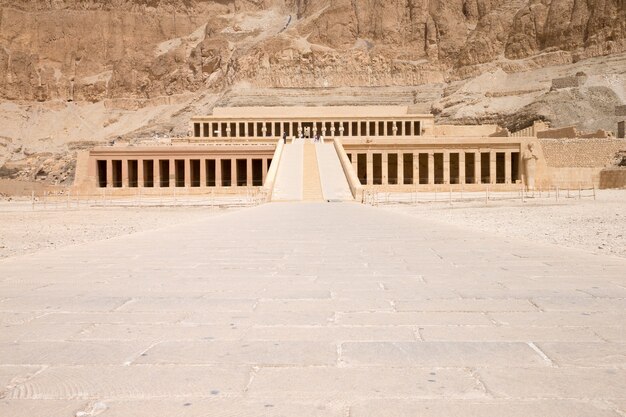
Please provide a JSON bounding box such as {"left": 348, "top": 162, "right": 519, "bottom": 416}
{"left": 363, "top": 184, "right": 597, "bottom": 206}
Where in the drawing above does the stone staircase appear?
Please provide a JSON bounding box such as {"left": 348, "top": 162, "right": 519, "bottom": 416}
{"left": 302, "top": 143, "right": 324, "bottom": 201}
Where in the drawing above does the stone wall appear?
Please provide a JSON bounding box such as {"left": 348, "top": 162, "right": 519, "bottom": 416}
{"left": 599, "top": 168, "right": 626, "bottom": 189}
{"left": 539, "top": 138, "right": 626, "bottom": 168}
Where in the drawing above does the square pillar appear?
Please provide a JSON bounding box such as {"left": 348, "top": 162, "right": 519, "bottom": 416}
{"left": 231, "top": 158, "right": 237, "bottom": 187}
{"left": 106, "top": 159, "right": 113, "bottom": 188}
{"left": 200, "top": 159, "right": 207, "bottom": 188}
{"left": 398, "top": 153, "right": 404, "bottom": 185}
{"left": 154, "top": 159, "right": 160, "bottom": 188}
{"left": 490, "top": 151, "right": 497, "bottom": 184}
{"left": 262, "top": 158, "right": 269, "bottom": 185}
{"left": 121, "top": 158, "right": 129, "bottom": 188}
{"left": 459, "top": 152, "right": 466, "bottom": 184}
{"left": 137, "top": 159, "right": 144, "bottom": 187}
{"left": 382, "top": 152, "right": 388, "bottom": 185}
{"left": 246, "top": 158, "right": 253, "bottom": 187}
{"left": 215, "top": 158, "right": 222, "bottom": 188}
{"left": 351, "top": 154, "right": 358, "bottom": 176}
{"left": 428, "top": 152, "right": 435, "bottom": 185}
{"left": 474, "top": 151, "right": 481, "bottom": 185}
{"left": 443, "top": 151, "right": 450, "bottom": 185}
{"left": 505, "top": 151, "right": 512, "bottom": 184}
{"left": 366, "top": 152, "right": 373, "bottom": 186}
{"left": 413, "top": 153, "right": 419, "bottom": 185}
{"left": 169, "top": 158, "right": 176, "bottom": 186}
{"left": 184, "top": 158, "right": 191, "bottom": 187}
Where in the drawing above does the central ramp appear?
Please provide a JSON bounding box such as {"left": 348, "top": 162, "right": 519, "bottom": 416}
{"left": 272, "top": 141, "right": 304, "bottom": 201}
{"left": 316, "top": 143, "right": 353, "bottom": 201}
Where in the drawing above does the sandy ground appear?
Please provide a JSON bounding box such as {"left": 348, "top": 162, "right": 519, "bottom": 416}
{"left": 385, "top": 190, "right": 626, "bottom": 259}
{"left": 0, "top": 205, "right": 228, "bottom": 259}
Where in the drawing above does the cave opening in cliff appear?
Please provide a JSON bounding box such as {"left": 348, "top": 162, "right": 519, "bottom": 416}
{"left": 143, "top": 160, "right": 154, "bottom": 187}
{"left": 403, "top": 153, "right": 413, "bottom": 184}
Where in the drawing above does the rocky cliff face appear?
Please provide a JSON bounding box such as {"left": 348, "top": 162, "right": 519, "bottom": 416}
{"left": 0, "top": 0, "right": 625, "bottom": 185}
{"left": 1, "top": 0, "right": 624, "bottom": 100}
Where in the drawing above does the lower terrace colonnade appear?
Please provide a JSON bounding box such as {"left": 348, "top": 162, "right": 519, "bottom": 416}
{"left": 347, "top": 149, "right": 521, "bottom": 186}
{"left": 95, "top": 157, "right": 273, "bottom": 189}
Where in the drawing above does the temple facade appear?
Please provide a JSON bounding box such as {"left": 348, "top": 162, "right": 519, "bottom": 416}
{"left": 74, "top": 105, "right": 594, "bottom": 199}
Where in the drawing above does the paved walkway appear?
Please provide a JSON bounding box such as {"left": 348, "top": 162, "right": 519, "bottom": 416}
{"left": 0, "top": 203, "right": 625, "bottom": 417}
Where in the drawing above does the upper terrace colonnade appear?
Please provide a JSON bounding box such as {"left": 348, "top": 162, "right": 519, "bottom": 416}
{"left": 190, "top": 106, "right": 432, "bottom": 139}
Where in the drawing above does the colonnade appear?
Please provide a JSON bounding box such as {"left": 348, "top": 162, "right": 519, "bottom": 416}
{"left": 348, "top": 149, "right": 521, "bottom": 186}
{"left": 95, "top": 157, "right": 273, "bottom": 189}
{"left": 193, "top": 119, "right": 422, "bottom": 138}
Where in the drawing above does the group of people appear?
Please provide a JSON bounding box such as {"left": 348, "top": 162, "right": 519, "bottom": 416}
{"left": 282, "top": 131, "right": 325, "bottom": 144}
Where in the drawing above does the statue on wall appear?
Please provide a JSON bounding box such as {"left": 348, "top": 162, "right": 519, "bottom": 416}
{"left": 522, "top": 142, "right": 539, "bottom": 190}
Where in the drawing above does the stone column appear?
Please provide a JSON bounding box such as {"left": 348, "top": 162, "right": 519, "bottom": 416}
{"left": 106, "top": 159, "right": 113, "bottom": 188}
{"left": 215, "top": 158, "right": 222, "bottom": 188}
{"left": 247, "top": 158, "right": 253, "bottom": 187}
{"left": 170, "top": 158, "right": 176, "bottom": 187}
{"left": 490, "top": 151, "right": 497, "bottom": 184}
{"left": 262, "top": 158, "right": 269, "bottom": 185}
{"left": 366, "top": 152, "right": 373, "bottom": 186}
{"left": 443, "top": 151, "right": 450, "bottom": 185}
{"left": 184, "top": 158, "right": 191, "bottom": 187}
{"left": 505, "top": 151, "right": 512, "bottom": 184}
{"left": 459, "top": 152, "right": 466, "bottom": 185}
{"left": 382, "top": 152, "right": 388, "bottom": 185}
{"left": 351, "top": 154, "right": 358, "bottom": 176}
{"left": 428, "top": 152, "right": 435, "bottom": 185}
{"left": 154, "top": 159, "right": 160, "bottom": 188}
{"left": 398, "top": 153, "right": 404, "bottom": 185}
{"left": 138, "top": 159, "right": 144, "bottom": 188}
{"left": 231, "top": 158, "right": 237, "bottom": 187}
{"left": 200, "top": 159, "right": 207, "bottom": 188}
{"left": 413, "top": 153, "right": 420, "bottom": 185}
{"left": 121, "top": 158, "right": 129, "bottom": 188}
{"left": 475, "top": 151, "right": 481, "bottom": 184}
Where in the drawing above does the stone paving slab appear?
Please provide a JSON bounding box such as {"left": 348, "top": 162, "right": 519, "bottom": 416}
{"left": 9, "top": 365, "right": 250, "bottom": 399}
{"left": 349, "top": 399, "right": 623, "bottom": 417}
{"left": 341, "top": 341, "right": 548, "bottom": 367}
{"left": 247, "top": 367, "right": 485, "bottom": 400}
{"left": 1, "top": 202, "right": 625, "bottom": 416}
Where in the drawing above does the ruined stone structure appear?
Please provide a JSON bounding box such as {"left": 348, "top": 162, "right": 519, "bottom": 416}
{"left": 74, "top": 106, "right": 623, "bottom": 198}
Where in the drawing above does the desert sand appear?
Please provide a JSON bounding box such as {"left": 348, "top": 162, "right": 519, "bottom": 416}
{"left": 386, "top": 190, "right": 626, "bottom": 259}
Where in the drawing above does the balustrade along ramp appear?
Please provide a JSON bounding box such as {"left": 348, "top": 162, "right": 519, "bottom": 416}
{"left": 316, "top": 143, "right": 354, "bottom": 201}
{"left": 271, "top": 141, "right": 304, "bottom": 201}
